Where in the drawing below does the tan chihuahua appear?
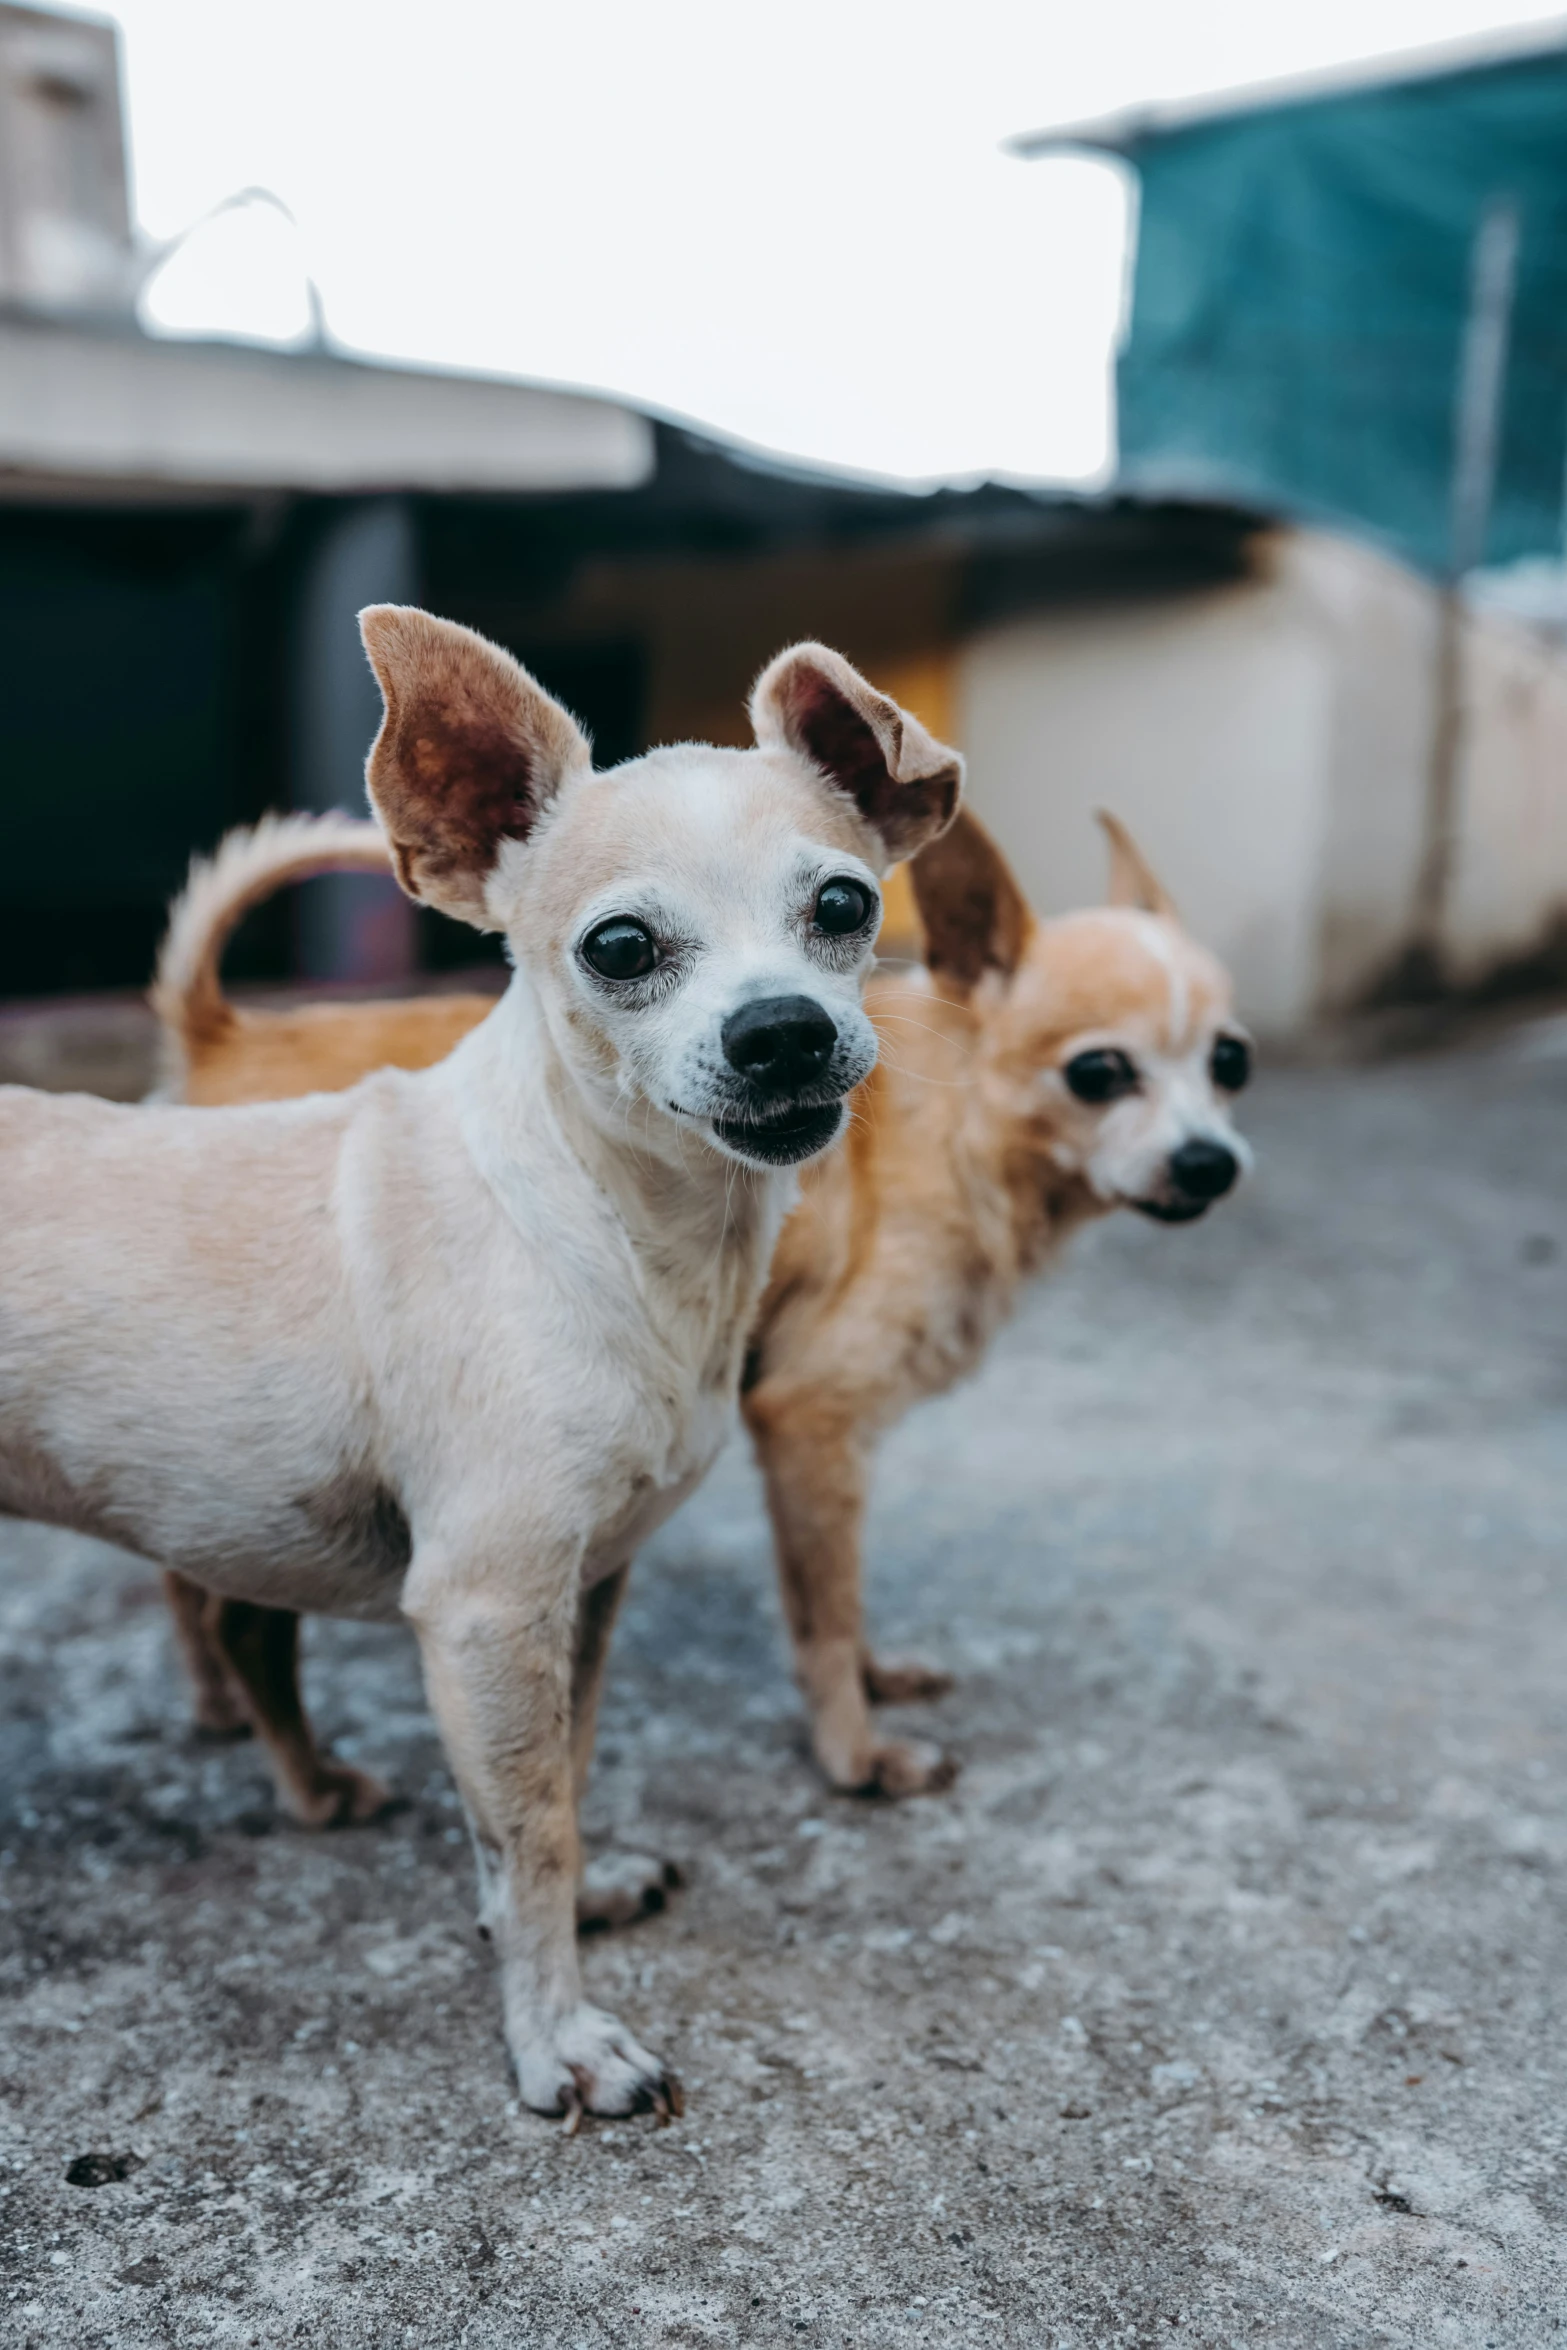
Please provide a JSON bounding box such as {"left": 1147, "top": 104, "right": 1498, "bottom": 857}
{"left": 744, "top": 806, "right": 1252, "bottom": 1796}
{"left": 153, "top": 799, "right": 1249, "bottom": 1815}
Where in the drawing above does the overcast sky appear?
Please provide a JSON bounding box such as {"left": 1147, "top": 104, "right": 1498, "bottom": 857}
{"left": 111, "top": 0, "right": 1565, "bottom": 484}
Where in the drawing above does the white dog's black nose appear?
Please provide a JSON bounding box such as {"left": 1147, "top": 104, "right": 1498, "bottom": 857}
{"left": 722, "top": 996, "right": 838, "bottom": 1093}
{"left": 1168, "top": 1138, "right": 1239, "bottom": 1202}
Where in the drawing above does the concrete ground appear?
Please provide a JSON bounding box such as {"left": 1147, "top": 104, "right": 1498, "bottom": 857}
{"left": 2, "top": 1029, "right": 1566, "bottom": 2348}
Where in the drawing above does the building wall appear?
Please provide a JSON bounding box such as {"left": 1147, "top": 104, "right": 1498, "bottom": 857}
{"left": 0, "top": 503, "right": 248, "bottom": 997}
{"left": 953, "top": 528, "right": 1567, "bottom": 1035}
{"left": 1447, "top": 610, "right": 1567, "bottom": 983}
{"left": 954, "top": 571, "right": 1335, "bottom": 1034}
{"left": 0, "top": 4, "right": 132, "bottom": 317}
{"left": 1284, "top": 533, "right": 1437, "bottom": 1010}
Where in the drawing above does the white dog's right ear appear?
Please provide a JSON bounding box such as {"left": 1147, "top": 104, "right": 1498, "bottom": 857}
{"left": 749, "top": 641, "right": 962, "bottom": 868}
{"left": 359, "top": 606, "right": 592, "bottom": 928}
{"left": 1096, "top": 809, "right": 1177, "bottom": 918}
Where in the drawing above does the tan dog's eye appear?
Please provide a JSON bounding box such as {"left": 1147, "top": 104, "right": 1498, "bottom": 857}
{"left": 581, "top": 918, "right": 658, "bottom": 981}
{"left": 1063, "top": 1048, "right": 1139, "bottom": 1104}
{"left": 813, "top": 878, "right": 875, "bottom": 936}
{"left": 1210, "top": 1036, "right": 1252, "bottom": 1092}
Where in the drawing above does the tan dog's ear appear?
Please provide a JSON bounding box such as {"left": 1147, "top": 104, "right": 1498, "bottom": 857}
{"left": 1097, "top": 809, "right": 1177, "bottom": 917}
{"left": 360, "top": 606, "right": 592, "bottom": 928}
{"left": 910, "top": 807, "right": 1032, "bottom": 994}
{"left": 749, "top": 642, "right": 962, "bottom": 867}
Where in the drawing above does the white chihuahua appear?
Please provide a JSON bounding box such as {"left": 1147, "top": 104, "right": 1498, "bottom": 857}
{"left": 0, "top": 608, "right": 960, "bottom": 2121}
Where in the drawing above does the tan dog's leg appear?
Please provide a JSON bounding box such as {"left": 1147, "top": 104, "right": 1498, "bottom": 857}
{"left": 209, "top": 1601, "right": 392, "bottom": 1828}
{"left": 413, "top": 1565, "right": 679, "bottom": 2119}
{"left": 747, "top": 1388, "right": 954, "bottom": 1797}
{"left": 571, "top": 1566, "right": 681, "bottom": 1932}
{"left": 163, "top": 1568, "right": 249, "bottom": 1735}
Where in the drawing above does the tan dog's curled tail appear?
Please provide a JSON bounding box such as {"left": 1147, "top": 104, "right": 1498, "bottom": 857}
{"left": 151, "top": 812, "right": 394, "bottom": 1084}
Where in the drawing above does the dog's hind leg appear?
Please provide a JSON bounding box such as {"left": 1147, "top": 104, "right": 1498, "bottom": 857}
{"left": 570, "top": 1565, "right": 682, "bottom": 1932}
{"left": 209, "top": 1600, "right": 393, "bottom": 1827}
{"left": 163, "top": 1569, "right": 250, "bottom": 1736}
{"left": 745, "top": 1384, "right": 955, "bottom": 1798}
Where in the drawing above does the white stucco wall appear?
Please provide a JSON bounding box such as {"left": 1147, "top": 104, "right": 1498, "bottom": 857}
{"left": 955, "top": 528, "right": 1567, "bottom": 1034}
{"left": 1278, "top": 534, "right": 1436, "bottom": 1009}
{"left": 954, "top": 567, "right": 1335, "bottom": 1035}
{"left": 1446, "top": 613, "right": 1567, "bottom": 982}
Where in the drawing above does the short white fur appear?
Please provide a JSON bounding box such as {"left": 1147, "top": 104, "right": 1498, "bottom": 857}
{"left": 0, "top": 612, "right": 961, "bottom": 2123}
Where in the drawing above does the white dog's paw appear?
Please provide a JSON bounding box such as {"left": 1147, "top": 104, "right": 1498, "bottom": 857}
{"left": 577, "top": 1851, "right": 683, "bottom": 1933}
{"left": 512, "top": 2004, "right": 683, "bottom": 2127}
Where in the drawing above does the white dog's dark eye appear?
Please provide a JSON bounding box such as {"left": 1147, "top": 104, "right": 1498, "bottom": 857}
{"left": 1210, "top": 1035, "right": 1251, "bottom": 1092}
{"left": 1063, "top": 1048, "right": 1139, "bottom": 1104}
{"left": 814, "top": 878, "right": 874, "bottom": 936}
{"left": 581, "top": 918, "right": 658, "bottom": 981}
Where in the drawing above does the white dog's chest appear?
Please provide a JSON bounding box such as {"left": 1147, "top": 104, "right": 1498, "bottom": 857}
{"left": 577, "top": 1380, "right": 734, "bottom": 1586}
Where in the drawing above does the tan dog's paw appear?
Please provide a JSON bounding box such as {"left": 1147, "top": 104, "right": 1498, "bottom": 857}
{"left": 862, "top": 1736, "right": 958, "bottom": 1799}
{"left": 862, "top": 1653, "right": 953, "bottom": 1705}
{"left": 513, "top": 2005, "right": 683, "bottom": 2125}
{"left": 577, "top": 1852, "right": 683, "bottom": 1934}
{"left": 286, "top": 1760, "right": 397, "bottom": 1830}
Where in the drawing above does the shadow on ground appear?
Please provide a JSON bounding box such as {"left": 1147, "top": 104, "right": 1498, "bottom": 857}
{"left": 2, "top": 1037, "right": 1565, "bottom": 2345}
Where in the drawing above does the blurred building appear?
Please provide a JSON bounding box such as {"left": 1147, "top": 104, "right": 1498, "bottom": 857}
{"left": 1006, "top": 24, "right": 1567, "bottom": 1028}
{"left": 1073, "top": 29, "right": 1567, "bottom": 576}
{"left": 8, "top": 4, "right": 1567, "bottom": 1036}
{"left": 0, "top": 282, "right": 1254, "bottom": 1000}
{"left": 0, "top": 0, "right": 132, "bottom": 318}
{"left": 0, "top": 9, "right": 1263, "bottom": 1008}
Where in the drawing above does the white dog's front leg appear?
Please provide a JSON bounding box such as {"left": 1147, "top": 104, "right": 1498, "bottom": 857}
{"left": 409, "top": 1563, "right": 679, "bottom": 2121}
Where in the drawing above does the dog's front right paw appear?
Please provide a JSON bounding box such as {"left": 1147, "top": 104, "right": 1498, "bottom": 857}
{"left": 512, "top": 2004, "right": 683, "bottom": 2127}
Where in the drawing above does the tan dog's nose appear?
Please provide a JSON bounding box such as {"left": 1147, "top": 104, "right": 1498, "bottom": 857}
{"left": 1168, "top": 1138, "right": 1238, "bottom": 1202}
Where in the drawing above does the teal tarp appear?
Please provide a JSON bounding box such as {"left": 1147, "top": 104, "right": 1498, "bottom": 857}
{"left": 1116, "top": 47, "right": 1567, "bottom": 575}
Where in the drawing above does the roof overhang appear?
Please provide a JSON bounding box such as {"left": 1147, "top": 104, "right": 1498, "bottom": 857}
{"left": 0, "top": 312, "right": 655, "bottom": 501}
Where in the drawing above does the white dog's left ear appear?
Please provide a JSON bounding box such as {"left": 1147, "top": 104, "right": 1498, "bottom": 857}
{"left": 750, "top": 642, "right": 962, "bottom": 867}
